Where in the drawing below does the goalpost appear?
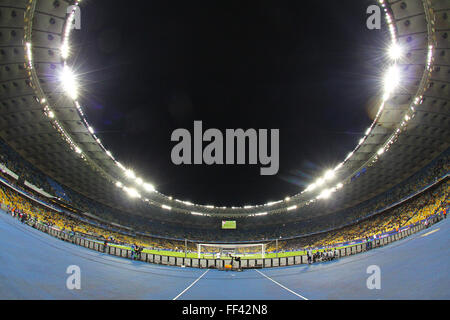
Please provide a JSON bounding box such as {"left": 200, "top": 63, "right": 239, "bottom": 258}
{"left": 197, "top": 243, "right": 266, "bottom": 259}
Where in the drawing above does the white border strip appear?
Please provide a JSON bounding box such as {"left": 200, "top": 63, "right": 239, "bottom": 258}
{"left": 255, "top": 269, "right": 308, "bottom": 300}
{"left": 172, "top": 269, "right": 210, "bottom": 300}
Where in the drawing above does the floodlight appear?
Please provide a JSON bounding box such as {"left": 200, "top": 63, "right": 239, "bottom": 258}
{"left": 61, "top": 43, "right": 70, "bottom": 59}
{"left": 143, "top": 183, "right": 155, "bottom": 192}
{"left": 255, "top": 212, "right": 268, "bottom": 216}
{"left": 125, "top": 169, "right": 135, "bottom": 179}
{"left": 388, "top": 43, "right": 403, "bottom": 60}
{"left": 60, "top": 65, "right": 78, "bottom": 100}
{"left": 125, "top": 187, "right": 140, "bottom": 198}
{"left": 345, "top": 152, "right": 354, "bottom": 160}
{"left": 318, "top": 189, "right": 332, "bottom": 199}
{"left": 324, "top": 170, "right": 335, "bottom": 180}
{"left": 383, "top": 65, "right": 400, "bottom": 95}
{"left": 316, "top": 178, "right": 325, "bottom": 186}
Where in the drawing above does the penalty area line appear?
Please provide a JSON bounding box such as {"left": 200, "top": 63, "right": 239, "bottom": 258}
{"left": 255, "top": 269, "right": 308, "bottom": 300}
{"left": 173, "top": 269, "right": 210, "bottom": 300}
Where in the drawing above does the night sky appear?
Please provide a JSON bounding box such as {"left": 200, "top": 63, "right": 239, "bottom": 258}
{"left": 71, "top": 0, "right": 387, "bottom": 206}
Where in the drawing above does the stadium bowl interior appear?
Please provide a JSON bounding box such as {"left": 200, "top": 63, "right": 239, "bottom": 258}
{"left": 0, "top": 0, "right": 448, "bottom": 300}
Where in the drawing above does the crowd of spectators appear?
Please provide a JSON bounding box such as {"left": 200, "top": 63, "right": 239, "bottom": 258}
{"left": 277, "top": 179, "right": 448, "bottom": 251}
{"left": 1, "top": 165, "right": 447, "bottom": 253}
{"left": 0, "top": 135, "right": 448, "bottom": 247}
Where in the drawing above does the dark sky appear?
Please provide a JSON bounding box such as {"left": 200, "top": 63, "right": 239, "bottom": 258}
{"left": 71, "top": 0, "right": 387, "bottom": 206}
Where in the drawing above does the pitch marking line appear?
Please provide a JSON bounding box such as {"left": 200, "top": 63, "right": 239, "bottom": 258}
{"left": 255, "top": 269, "right": 308, "bottom": 300}
{"left": 173, "top": 269, "right": 210, "bottom": 300}
{"left": 420, "top": 228, "right": 440, "bottom": 238}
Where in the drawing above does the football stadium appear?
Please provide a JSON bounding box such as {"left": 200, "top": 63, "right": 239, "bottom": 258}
{"left": 0, "top": 0, "right": 449, "bottom": 306}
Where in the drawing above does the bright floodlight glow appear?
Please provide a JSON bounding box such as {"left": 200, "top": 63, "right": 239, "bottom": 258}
{"left": 125, "top": 169, "right": 135, "bottom": 179}
{"left": 336, "top": 182, "right": 343, "bottom": 189}
{"left": 377, "top": 147, "right": 385, "bottom": 155}
{"left": 135, "top": 177, "right": 143, "bottom": 185}
{"left": 318, "top": 189, "right": 332, "bottom": 199}
{"left": 324, "top": 170, "right": 335, "bottom": 181}
{"left": 75, "top": 147, "right": 82, "bottom": 154}
{"left": 125, "top": 187, "right": 140, "bottom": 198}
{"left": 162, "top": 205, "right": 172, "bottom": 210}
{"left": 306, "top": 183, "right": 317, "bottom": 192}
{"left": 48, "top": 111, "right": 55, "bottom": 118}
{"left": 388, "top": 43, "right": 403, "bottom": 60}
{"left": 61, "top": 43, "right": 70, "bottom": 59}
{"left": 143, "top": 183, "right": 155, "bottom": 192}
{"left": 287, "top": 205, "right": 297, "bottom": 211}
{"left": 383, "top": 65, "right": 400, "bottom": 95}
{"left": 315, "top": 178, "right": 325, "bottom": 186}
{"left": 60, "top": 65, "right": 78, "bottom": 100}
{"left": 255, "top": 212, "right": 268, "bottom": 216}
{"left": 115, "top": 181, "right": 122, "bottom": 188}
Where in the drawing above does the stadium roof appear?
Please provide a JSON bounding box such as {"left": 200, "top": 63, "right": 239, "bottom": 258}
{"left": 0, "top": 0, "right": 448, "bottom": 224}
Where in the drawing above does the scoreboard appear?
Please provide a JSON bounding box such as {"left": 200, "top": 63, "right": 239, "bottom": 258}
{"left": 222, "top": 220, "right": 236, "bottom": 229}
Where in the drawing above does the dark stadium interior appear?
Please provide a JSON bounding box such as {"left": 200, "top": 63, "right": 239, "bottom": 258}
{"left": 0, "top": 0, "right": 449, "bottom": 301}
{"left": 70, "top": 0, "right": 386, "bottom": 206}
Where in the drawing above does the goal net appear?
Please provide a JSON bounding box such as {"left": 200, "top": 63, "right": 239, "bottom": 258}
{"left": 197, "top": 243, "right": 266, "bottom": 259}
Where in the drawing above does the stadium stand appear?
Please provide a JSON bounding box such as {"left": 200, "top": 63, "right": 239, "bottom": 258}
{"left": 1, "top": 135, "right": 448, "bottom": 256}
{"left": 1, "top": 135, "right": 448, "bottom": 242}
